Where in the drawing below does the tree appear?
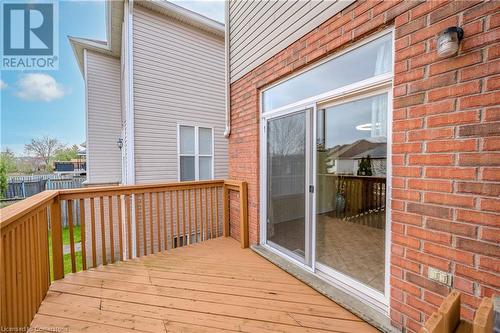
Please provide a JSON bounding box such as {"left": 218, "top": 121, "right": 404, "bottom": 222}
{"left": 24, "top": 136, "right": 62, "bottom": 171}
{"left": 0, "top": 148, "right": 17, "bottom": 173}
{"left": 54, "top": 145, "right": 79, "bottom": 161}
{"left": 357, "top": 155, "right": 373, "bottom": 176}
{"left": 0, "top": 160, "right": 7, "bottom": 199}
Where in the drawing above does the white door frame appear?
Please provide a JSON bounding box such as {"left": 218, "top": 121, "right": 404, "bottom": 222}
{"left": 259, "top": 27, "right": 394, "bottom": 313}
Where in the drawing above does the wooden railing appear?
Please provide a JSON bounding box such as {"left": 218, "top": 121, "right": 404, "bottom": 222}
{"left": 0, "top": 179, "right": 248, "bottom": 330}
{"left": 420, "top": 290, "right": 494, "bottom": 333}
{"left": 331, "top": 175, "right": 386, "bottom": 229}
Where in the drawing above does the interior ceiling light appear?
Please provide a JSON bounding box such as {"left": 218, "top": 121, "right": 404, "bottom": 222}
{"left": 355, "top": 123, "right": 381, "bottom": 131}
{"left": 356, "top": 123, "right": 373, "bottom": 131}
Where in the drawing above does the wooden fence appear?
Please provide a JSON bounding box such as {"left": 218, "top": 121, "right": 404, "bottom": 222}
{"left": 8, "top": 174, "right": 74, "bottom": 182}
{"left": 5, "top": 178, "right": 85, "bottom": 200}
{"left": 0, "top": 179, "right": 248, "bottom": 330}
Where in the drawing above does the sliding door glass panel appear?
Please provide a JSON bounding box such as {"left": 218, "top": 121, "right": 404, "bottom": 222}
{"left": 316, "top": 93, "right": 388, "bottom": 292}
{"left": 267, "top": 111, "right": 306, "bottom": 258}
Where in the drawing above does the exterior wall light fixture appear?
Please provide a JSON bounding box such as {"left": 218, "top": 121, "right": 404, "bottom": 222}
{"left": 117, "top": 138, "right": 123, "bottom": 149}
{"left": 437, "top": 27, "right": 464, "bottom": 58}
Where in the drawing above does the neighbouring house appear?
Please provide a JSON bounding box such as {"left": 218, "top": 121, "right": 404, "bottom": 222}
{"left": 53, "top": 146, "right": 86, "bottom": 176}
{"left": 69, "top": 0, "right": 227, "bottom": 186}
{"left": 226, "top": 1, "right": 499, "bottom": 333}
{"left": 53, "top": 160, "right": 86, "bottom": 176}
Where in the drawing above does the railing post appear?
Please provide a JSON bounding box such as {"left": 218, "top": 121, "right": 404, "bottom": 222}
{"left": 222, "top": 184, "right": 229, "bottom": 237}
{"left": 50, "top": 197, "right": 64, "bottom": 280}
{"left": 239, "top": 182, "right": 248, "bottom": 249}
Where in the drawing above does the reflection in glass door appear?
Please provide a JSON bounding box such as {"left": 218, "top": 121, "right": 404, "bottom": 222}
{"left": 316, "top": 93, "right": 388, "bottom": 292}
{"left": 266, "top": 110, "right": 309, "bottom": 261}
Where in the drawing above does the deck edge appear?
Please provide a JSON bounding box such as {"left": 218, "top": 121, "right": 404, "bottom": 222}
{"left": 251, "top": 244, "right": 400, "bottom": 333}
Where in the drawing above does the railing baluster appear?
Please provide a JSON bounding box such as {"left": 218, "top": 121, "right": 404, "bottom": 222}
{"left": 51, "top": 197, "right": 64, "bottom": 280}
{"left": 148, "top": 192, "right": 153, "bottom": 254}
{"left": 126, "top": 195, "right": 132, "bottom": 259}
{"left": 156, "top": 192, "right": 161, "bottom": 253}
{"left": 26, "top": 217, "right": 34, "bottom": 319}
{"left": 90, "top": 197, "right": 97, "bottom": 268}
{"left": 117, "top": 195, "right": 123, "bottom": 261}
{"left": 99, "top": 197, "right": 107, "bottom": 265}
{"left": 169, "top": 191, "right": 174, "bottom": 249}
{"left": 20, "top": 221, "right": 27, "bottom": 325}
{"left": 200, "top": 188, "right": 203, "bottom": 242}
{"left": 210, "top": 187, "right": 214, "bottom": 238}
{"left": 79, "top": 198, "right": 87, "bottom": 270}
{"left": 215, "top": 187, "right": 220, "bottom": 237}
{"left": 205, "top": 188, "right": 209, "bottom": 240}
{"left": 176, "top": 191, "right": 180, "bottom": 247}
{"left": 9, "top": 231, "right": 15, "bottom": 326}
{"left": 0, "top": 231, "right": 6, "bottom": 325}
{"left": 162, "top": 192, "right": 167, "bottom": 251}
{"left": 67, "top": 200, "right": 76, "bottom": 273}
{"left": 41, "top": 209, "right": 49, "bottom": 292}
{"left": 108, "top": 196, "right": 114, "bottom": 263}
{"left": 15, "top": 225, "right": 22, "bottom": 326}
{"left": 187, "top": 190, "right": 192, "bottom": 244}
{"left": 35, "top": 215, "right": 43, "bottom": 305}
{"left": 141, "top": 193, "right": 146, "bottom": 256}
{"left": 182, "top": 190, "right": 186, "bottom": 246}
{"left": 222, "top": 185, "right": 230, "bottom": 237}
{"left": 134, "top": 194, "right": 140, "bottom": 257}
{"left": 194, "top": 188, "right": 198, "bottom": 243}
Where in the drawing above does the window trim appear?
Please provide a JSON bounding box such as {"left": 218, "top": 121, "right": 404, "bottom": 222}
{"left": 177, "top": 124, "right": 215, "bottom": 181}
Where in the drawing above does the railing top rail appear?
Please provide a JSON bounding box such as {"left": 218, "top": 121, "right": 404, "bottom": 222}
{"left": 0, "top": 190, "right": 59, "bottom": 229}
{"left": 1, "top": 180, "right": 247, "bottom": 229}
{"left": 57, "top": 179, "right": 226, "bottom": 197}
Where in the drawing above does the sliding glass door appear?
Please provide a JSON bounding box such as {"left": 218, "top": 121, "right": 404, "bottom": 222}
{"left": 261, "top": 30, "right": 393, "bottom": 312}
{"left": 266, "top": 109, "right": 312, "bottom": 264}
{"left": 315, "top": 93, "right": 388, "bottom": 293}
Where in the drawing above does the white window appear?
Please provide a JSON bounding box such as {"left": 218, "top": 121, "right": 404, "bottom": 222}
{"left": 262, "top": 32, "right": 393, "bottom": 113}
{"left": 178, "top": 125, "right": 213, "bottom": 181}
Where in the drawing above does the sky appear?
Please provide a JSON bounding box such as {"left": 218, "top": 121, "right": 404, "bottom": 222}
{"left": 0, "top": 0, "right": 224, "bottom": 156}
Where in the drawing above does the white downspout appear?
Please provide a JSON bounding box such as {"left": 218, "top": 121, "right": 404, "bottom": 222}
{"left": 126, "top": 0, "right": 135, "bottom": 185}
{"left": 125, "top": 0, "right": 137, "bottom": 259}
{"left": 223, "top": 0, "right": 231, "bottom": 138}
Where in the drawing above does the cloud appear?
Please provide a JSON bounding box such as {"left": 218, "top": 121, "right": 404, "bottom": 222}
{"left": 0, "top": 80, "right": 6, "bottom": 90}
{"left": 15, "top": 73, "right": 66, "bottom": 102}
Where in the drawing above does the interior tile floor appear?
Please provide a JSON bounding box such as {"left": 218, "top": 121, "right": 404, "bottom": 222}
{"left": 268, "top": 213, "right": 385, "bottom": 292}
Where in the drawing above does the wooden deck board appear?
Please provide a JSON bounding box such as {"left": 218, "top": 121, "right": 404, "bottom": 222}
{"left": 29, "top": 237, "right": 379, "bottom": 333}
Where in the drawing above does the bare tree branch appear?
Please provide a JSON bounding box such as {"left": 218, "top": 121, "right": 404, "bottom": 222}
{"left": 24, "top": 136, "right": 63, "bottom": 170}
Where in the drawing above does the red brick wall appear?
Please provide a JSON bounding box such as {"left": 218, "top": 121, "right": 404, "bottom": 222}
{"left": 228, "top": 1, "right": 499, "bottom": 332}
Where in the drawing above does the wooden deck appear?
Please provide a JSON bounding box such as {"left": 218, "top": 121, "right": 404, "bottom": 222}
{"left": 29, "top": 237, "right": 379, "bottom": 333}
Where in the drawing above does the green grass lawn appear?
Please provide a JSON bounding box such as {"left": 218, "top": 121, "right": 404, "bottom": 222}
{"left": 48, "top": 225, "right": 83, "bottom": 279}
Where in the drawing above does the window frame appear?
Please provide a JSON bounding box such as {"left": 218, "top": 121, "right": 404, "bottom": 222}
{"left": 177, "top": 124, "right": 214, "bottom": 181}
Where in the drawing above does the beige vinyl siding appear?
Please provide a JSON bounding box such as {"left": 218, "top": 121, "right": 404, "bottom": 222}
{"left": 229, "top": 0, "right": 354, "bottom": 83}
{"left": 133, "top": 5, "right": 227, "bottom": 184}
{"left": 85, "top": 51, "right": 122, "bottom": 184}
